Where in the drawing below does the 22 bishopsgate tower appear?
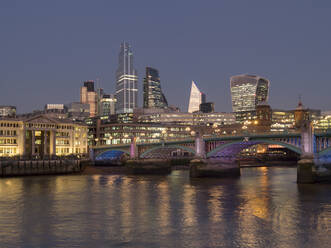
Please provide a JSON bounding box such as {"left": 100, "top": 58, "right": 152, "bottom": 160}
{"left": 115, "top": 42, "right": 138, "bottom": 113}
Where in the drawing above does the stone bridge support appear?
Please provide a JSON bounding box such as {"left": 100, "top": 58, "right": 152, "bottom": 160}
{"left": 130, "top": 137, "right": 138, "bottom": 159}
{"left": 195, "top": 132, "right": 206, "bottom": 158}
{"left": 297, "top": 121, "right": 316, "bottom": 183}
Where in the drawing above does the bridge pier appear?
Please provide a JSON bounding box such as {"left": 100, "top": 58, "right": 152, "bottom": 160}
{"left": 297, "top": 156, "right": 316, "bottom": 183}
{"left": 130, "top": 137, "right": 138, "bottom": 159}
{"left": 297, "top": 121, "right": 316, "bottom": 183}
{"left": 195, "top": 132, "right": 206, "bottom": 158}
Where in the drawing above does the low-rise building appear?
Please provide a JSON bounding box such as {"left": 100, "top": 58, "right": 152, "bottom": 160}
{"left": 137, "top": 111, "right": 235, "bottom": 126}
{"left": 314, "top": 111, "right": 331, "bottom": 130}
{"left": 271, "top": 109, "right": 295, "bottom": 132}
{"left": 0, "top": 115, "right": 88, "bottom": 158}
{"left": 90, "top": 121, "right": 195, "bottom": 146}
{"left": 66, "top": 102, "right": 90, "bottom": 121}
{"left": 271, "top": 108, "right": 321, "bottom": 132}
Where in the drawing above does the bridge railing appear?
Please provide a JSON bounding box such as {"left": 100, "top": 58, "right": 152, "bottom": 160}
{"left": 92, "top": 131, "right": 304, "bottom": 149}
{"left": 203, "top": 130, "right": 300, "bottom": 139}
{"left": 314, "top": 129, "right": 331, "bottom": 136}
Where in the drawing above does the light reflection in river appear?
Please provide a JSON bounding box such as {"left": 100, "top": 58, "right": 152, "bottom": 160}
{"left": 0, "top": 167, "right": 330, "bottom": 248}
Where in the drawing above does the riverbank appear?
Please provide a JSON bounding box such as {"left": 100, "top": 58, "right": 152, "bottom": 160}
{"left": 0, "top": 159, "right": 88, "bottom": 177}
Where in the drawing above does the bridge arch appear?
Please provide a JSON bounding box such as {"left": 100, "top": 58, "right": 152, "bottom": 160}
{"left": 95, "top": 149, "right": 130, "bottom": 160}
{"left": 207, "top": 139, "right": 302, "bottom": 158}
{"left": 140, "top": 145, "right": 196, "bottom": 158}
{"left": 317, "top": 146, "right": 331, "bottom": 157}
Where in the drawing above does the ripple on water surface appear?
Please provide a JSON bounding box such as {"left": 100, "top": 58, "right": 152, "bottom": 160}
{"left": 0, "top": 167, "right": 330, "bottom": 248}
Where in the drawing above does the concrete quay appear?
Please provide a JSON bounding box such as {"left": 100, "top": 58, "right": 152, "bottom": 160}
{"left": 189, "top": 159, "right": 240, "bottom": 178}
{"left": 0, "top": 159, "right": 90, "bottom": 177}
{"left": 125, "top": 159, "right": 172, "bottom": 175}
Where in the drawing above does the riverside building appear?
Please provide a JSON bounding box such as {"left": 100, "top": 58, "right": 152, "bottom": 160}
{"left": 89, "top": 121, "right": 194, "bottom": 146}
{"left": 0, "top": 115, "right": 88, "bottom": 158}
{"left": 137, "top": 111, "right": 236, "bottom": 126}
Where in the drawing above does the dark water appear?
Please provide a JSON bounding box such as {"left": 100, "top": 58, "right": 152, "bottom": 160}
{"left": 0, "top": 167, "right": 330, "bottom": 248}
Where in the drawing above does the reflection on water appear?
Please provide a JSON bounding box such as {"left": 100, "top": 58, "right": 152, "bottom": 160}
{"left": 0, "top": 167, "right": 330, "bottom": 248}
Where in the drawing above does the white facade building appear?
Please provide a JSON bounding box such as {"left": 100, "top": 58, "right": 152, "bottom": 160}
{"left": 188, "top": 81, "right": 205, "bottom": 113}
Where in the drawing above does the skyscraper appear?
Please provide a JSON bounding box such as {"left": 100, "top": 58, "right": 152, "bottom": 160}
{"left": 115, "top": 42, "right": 138, "bottom": 113}
{"left": 80, "top": 80, "right": 97, "bottom": 117}
{"left": 143, "top": 67, "right": 168, "bottom": 109}
{"left": 188, "top": 81, "right": 205, "bottom": 113}
{"left": 230, "top": 74, "right": 269, "bottom": 113}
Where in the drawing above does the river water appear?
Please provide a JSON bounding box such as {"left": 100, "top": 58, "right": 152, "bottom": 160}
{"left": 0, "top": 167, "right": 330, "bottom": 248}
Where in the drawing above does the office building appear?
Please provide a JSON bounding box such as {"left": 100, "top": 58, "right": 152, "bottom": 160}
{"left": 88, "top": 121, "right": 194, "bottom": 146}
{"left": 115, "top": 42, "right": 138, "bottom": 113}
{"left": 96, "top": 88, "right": 116, "bottom": 117}
{"left": 200, "top": 102, "right": 215, "bottom": 113}
{"left": 0, "top": 106, "right": 16, "bottom": 117}
{"left": 137, "top": 111, "right": 235, "bottom": 126}
{"left": 80, "top": 81, "right": 97, "bottom": 117}
{"left": 230, "top": 74, "right": 269, "bottom": 113}
{"left": 98, "top": 94, "right": 117, "bottom": 116}
{"left": 143, "top": 67, "right": 168, "bottom": 109}
{"left": 43, "top": 104, "right": 67, "bottom": 119}
{"left": 66, "top": 102, "right": 90, "bottom": 121}
{"left": 188, "top": 81, "right": 206, "bottom": 113}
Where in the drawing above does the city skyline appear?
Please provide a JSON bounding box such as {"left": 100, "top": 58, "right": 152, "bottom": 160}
{"left": 1, "top": 2, "right": 331, "bottom": 247}
{"left": 1, "top": 1, "right": 331, "bottom": 113}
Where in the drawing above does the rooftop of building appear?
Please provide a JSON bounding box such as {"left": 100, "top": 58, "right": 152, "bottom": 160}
{"left": 0, "top": 105, "right": 16, "bottom": 108}
{"left": 230, "top": 74, "right": 269, "bottom": 82}
{"left": 1, "top": 114, "right": 87, "bottom": 126}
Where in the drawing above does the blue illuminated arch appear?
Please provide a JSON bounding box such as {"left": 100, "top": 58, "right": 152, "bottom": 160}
{"left": 95, "top": 149, "right": 129, "bottom": 160}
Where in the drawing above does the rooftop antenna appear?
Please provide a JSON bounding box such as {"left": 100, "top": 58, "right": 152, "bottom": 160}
{"left": 297, "top": 94, "right": 304, "bottom": 109}
{"left": 96, "top": 77, "right": 100, "bottom": 90}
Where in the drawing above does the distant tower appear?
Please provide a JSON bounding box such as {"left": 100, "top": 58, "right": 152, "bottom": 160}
{"left": 96, "top": 89, "right": 117, "bottom": 116}
{"left": 80, "top": 81, "right": 97, "bottom": 117}
{"left": 115, "top": 42, "right": 138, "bottom": 113}
{"left": 256, "top": 102, "right": 272, "bottom": 130}
{"left": 230, "top": 74, "right": 269, "bottom": 113}
{"left": 188, "top": 81, "right": 205, "bottom": 113}
{"left": 143, "top": 67, "right": 168, "bottom": 109}
{"left": 294, "top": 97, "right": 309, "bottom": 129}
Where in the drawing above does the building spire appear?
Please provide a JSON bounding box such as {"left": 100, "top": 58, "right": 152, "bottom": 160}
{"left": 297, "top": 94, "right": 303, "bottom": 110}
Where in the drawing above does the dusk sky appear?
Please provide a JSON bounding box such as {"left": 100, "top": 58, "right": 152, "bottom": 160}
{"left": 1, "top": 0, "right": 331, "bottom": 113}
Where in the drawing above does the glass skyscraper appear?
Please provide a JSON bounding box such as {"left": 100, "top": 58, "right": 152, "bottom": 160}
{"left": 230, "top": 74, "right": 269, "bottom": 113}
{"left": 143, "top": 67, "right": 168, "bottom": 109}
{"left": 115, "top": 42, "right": 138, "bottom": 113}
{"left": 188, "top": 81, "right": 205, "bottom": 113}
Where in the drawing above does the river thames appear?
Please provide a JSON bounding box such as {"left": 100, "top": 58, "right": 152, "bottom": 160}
{"left": 0, "top": 167, "right": 330, "bottom": 248}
